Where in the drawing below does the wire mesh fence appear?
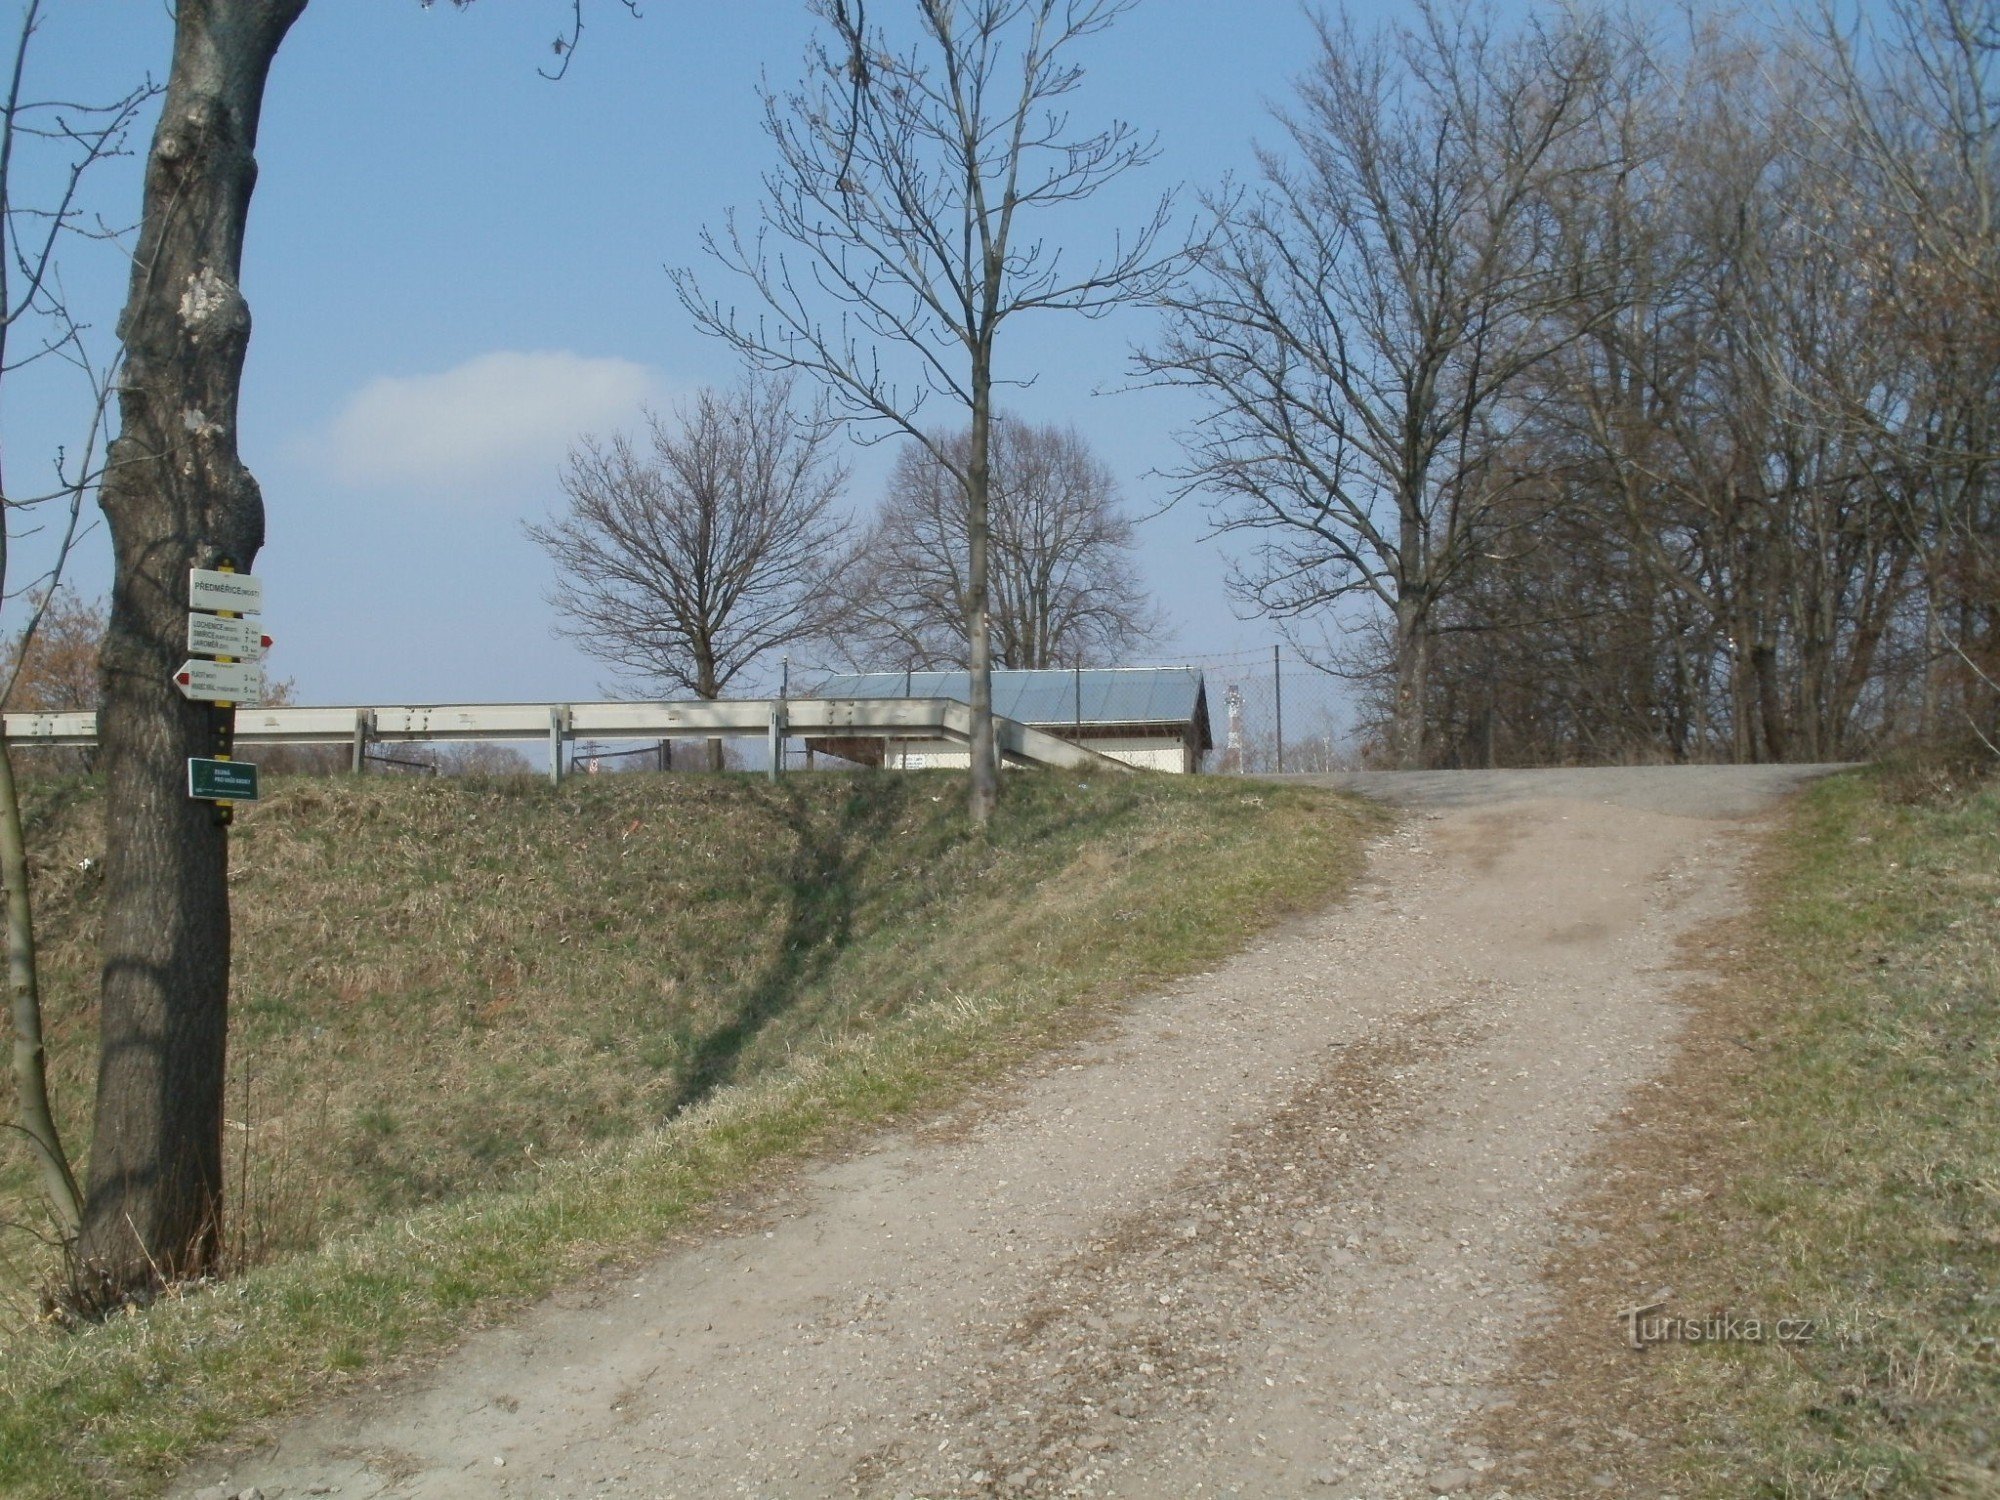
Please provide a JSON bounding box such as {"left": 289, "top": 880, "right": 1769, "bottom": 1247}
{"left": 1132, "top": 646, "right": 1361, "bottom": 774}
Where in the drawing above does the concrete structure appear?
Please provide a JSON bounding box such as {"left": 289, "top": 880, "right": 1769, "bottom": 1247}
{"left": 805, "top": 668, "right": 1212, "bottom": 773}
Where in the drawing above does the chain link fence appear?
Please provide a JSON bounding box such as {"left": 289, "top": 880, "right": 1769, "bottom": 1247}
{"left": 1132, "top": 647, "right": 1361, "bottom": 774}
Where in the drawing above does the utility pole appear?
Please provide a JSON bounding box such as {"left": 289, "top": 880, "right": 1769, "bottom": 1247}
{"left": 1273, "top": 645, "right": 1284, "bottom": 774}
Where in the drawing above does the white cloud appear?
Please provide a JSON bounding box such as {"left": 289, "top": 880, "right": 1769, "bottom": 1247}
{"left": 314, "top": 350, "right": 668, "bottom": 501}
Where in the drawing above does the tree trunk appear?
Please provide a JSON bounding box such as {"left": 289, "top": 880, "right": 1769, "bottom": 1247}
{"left": 694, "top": 652, "right": 724, "bottom": 772}
{"left": 2, "top": 739, "right": 82, "bottom": 1237}
{"left": 1750, "top": 639, "right": 1788, "bottom": 763}
{"left": 0, "top": 1, "right": 82, "bottom": 1243}
{"left": 964, "top": 364, "right": 997, "bottom": 824}
{"left": 1390, "top": 592, "right": 1431, "bottom": 770}
{"left": 77, "top": 0, "right": 305, "bottom": 1297}
{"left": 1921, "top": 582, "right": 1942, "bottom": 738}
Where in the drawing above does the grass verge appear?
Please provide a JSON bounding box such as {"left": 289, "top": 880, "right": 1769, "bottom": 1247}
{"left": 0, "top": 769, "right": 1379, "bottom": 1497}
{"left": 1488, "top": 754, "right": 1999, "bottom": 1498}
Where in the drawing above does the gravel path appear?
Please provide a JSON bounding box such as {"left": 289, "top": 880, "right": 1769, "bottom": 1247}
{"left": 183, "top": 765, "right": 1837, "bottom": 1500}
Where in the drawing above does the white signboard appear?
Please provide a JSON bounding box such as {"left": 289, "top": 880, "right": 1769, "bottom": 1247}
{"left": 173, "top": 658, "right": 263, "bottom": 703}
{"left": 188, "top": 567, "right": 263, "bottom": 614}
{"left": 187, "top": 614, "right": 268, "bottom": 660}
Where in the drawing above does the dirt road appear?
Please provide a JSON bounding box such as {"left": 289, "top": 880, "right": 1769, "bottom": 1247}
{"left": 185, "top": 766, "right": 1835, "bottom": 1500}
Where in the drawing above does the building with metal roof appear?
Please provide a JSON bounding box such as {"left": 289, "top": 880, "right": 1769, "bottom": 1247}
{"left": 802, "top": 667, "right": 1212, "bottom": 773}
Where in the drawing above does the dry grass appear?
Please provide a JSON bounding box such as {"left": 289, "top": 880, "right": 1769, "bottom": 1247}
{"left": 0, "top": 767, "right": 1380, "bottom": 1497}
{"left": 1485, "top": 754, "right": 2000, "bottom": 1498}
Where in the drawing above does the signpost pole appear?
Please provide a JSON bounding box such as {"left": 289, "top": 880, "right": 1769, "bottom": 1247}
{"left": 207, "top": 558, "right": 243, "bottom": 823}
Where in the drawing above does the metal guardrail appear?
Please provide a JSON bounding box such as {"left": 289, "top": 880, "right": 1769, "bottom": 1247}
{"left": 2, "top": 696, "right": 1132, "bottom": 784}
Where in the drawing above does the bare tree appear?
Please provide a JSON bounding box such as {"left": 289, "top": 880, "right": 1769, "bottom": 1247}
{"left": 528, "top": 373, "right": 850, "bottom": 769}
{"left": 1806, "top": 0, "right": 2000, "bottom": 749}
{"left": 830, "top": 417, "right": 1157, "bottom": 669}
{"left": 1132, "top": 0, "right": 1985, "bottom": 774}
{"left": 674, "top": 0, "right": 1184, "bottom": 822}
{"left": 1343, "top": 7, "right": 1962, "bottom": 769}
{"left": 0, "top": 0, "right": 155, "bottom": 1253}
{"left": 1141, "top": 1, "right": 1618, "bottom": 768}
{"left": 1489, "top": 25, "right": 1920, "bottom": 766}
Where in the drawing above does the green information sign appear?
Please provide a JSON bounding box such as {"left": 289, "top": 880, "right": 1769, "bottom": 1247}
{"left": 188, "top": 757, "right": 259, "bottom": 803}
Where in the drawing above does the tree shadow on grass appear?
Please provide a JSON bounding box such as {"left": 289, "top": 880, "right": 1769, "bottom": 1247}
{"left": 666, "top": 776, "right": 917, "bottom": 1116}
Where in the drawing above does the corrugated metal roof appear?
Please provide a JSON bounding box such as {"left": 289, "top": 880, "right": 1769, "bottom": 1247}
{"left": 809, "top": 667, "right": 1210, "bottom": 747}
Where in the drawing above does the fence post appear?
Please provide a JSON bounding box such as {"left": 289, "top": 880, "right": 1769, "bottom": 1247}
{"left": 1273, "top": 645, "right": 1284, "bottom": 774}
{"left": 548, "top": 706, "right": 566, "bottom": 787}
{"left": 350, "top": 709, "right": 369, "bottom": 774}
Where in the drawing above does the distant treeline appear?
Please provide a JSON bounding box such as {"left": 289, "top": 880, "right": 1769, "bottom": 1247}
{"left": 1149, "top": 0, "right": 1999, "bottom": 767}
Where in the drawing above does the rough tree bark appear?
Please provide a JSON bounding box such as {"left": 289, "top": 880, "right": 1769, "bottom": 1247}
{"left": 1390, "top": 589, "right": 1432, "bottom": 770}
{"left": 77, "top": 0, "right": 307, "bottom": 1296}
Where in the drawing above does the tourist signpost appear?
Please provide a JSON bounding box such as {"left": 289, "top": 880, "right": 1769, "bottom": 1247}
{"left": 187, "top": 757, "right": 258, "bottom": 801}
{"left": 186, "top": 613, "right": 268, "bottom": 660}
{"left": 187, "top": 566, "right": 264, "bottom": 614}
{"left": 182, "top": 561, "right": 264, "bottom": 814}
{"left": 173, "top": 658, "right": 264, "bottom": 703}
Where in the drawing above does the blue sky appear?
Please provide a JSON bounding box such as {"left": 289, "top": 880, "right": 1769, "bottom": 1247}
{"left": 8, "top": 1, "right": 1359, "bottom": 707}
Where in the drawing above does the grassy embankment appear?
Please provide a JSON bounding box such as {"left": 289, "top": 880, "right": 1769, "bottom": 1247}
{"left": 1499, "top": 753, "right": 1999, "bottom": 1498}
{"left": 0, "top": 768, "right": 1379, "bottom": 1498}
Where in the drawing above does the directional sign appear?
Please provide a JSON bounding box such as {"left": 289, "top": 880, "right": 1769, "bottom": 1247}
{"left": 187, "top": 613, "right": 269, "bottom": 660}
{"left": 188, "top": 567, "right": 263, "bottom": 614}
{"left": 188, "top": 757, "right": 258, "bottom": 802}
{"left": 173, "top": 658, "right": 263, "bottom": 703}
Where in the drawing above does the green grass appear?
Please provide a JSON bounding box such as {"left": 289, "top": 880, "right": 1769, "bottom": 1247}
{"left": 0, "top": 768, "right": 1379, "bottom": 1497}
{"left": 1656, "top": 756, "right": 2000, "bottom": 1497}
